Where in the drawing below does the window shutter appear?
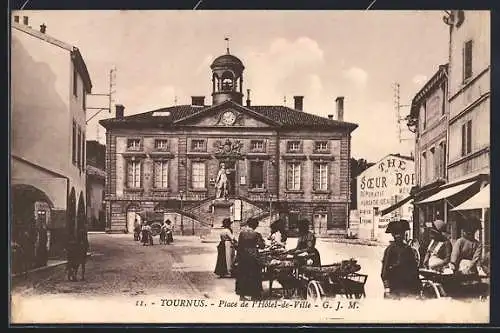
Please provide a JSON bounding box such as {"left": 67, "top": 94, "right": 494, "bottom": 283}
{"left": 286, "top": 163, "right": 293, "bottom": 189}
{"left": 461, "top": 123, "right": 466, "bottom": 156}
{"left": 313, "top": 163, "right": 320, "bottom": 190}
{"left": 466, "top": 120, "right": 472, "bottom": 154}
{"left": 127, "top": 160, "right": 132, "bottom": 188}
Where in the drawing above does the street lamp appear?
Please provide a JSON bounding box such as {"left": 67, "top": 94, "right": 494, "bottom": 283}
{"left": 179, "top": 190, "right": 184, "bottom": 236}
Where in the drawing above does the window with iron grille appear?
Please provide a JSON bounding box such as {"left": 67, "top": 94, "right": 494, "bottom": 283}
{"left": 251, "top": 140, "right": 264, "bottom": 151}
{"left": 313, "top": 163, "right": 328, "bottom": 191}
{"left": 191, "top": 162, "right": 206, "bottom": 189}
{"left": 154, "top": 160, "right": 169, "bottom": 188}
{"left": 127, "top": 138, "right": 141, "bottom": 151}
{"left": 191, "top": 139, "right": 206, "bottom": 151}
{"left": 286, "top": 162, "right": 301, "bottom": 190}
{"left": 314, "top": 141, "right": 328, "bottom": 152}
{"left": 127, "top": 160, "right": 142, "bottom": 188}
{"left": 287, "top": 141, "right": 301, "bottom": 152}
{"left": 155, "top": 139, "right": 169, "bottom": 150}
{"left": 249, "top": 161, "right": 265, "bottom": 189}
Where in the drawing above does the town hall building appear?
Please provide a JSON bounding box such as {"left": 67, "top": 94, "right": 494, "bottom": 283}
{"left": 100, "top": 48, "right": 358, "bottom": 238}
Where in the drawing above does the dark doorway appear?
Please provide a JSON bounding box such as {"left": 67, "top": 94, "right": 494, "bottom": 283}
{"left": 224, "top": 160, "right": 236, "bottom": 196}
{"left": 67, "top": 188, "right": 76, "bottom": 240}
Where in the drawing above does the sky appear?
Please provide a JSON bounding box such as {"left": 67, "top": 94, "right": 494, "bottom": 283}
{"left": 14, "top": 10, "right": 450, "bottom": 162}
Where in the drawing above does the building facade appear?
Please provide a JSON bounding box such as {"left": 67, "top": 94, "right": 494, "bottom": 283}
{"left": 405, "top": 64, "right": 449, "bottom": 240}
{"left": 445, "top": 10, "right": 490, "bottom": 249}
{"left": 386, "top": 11, "right": 490, "bottom": 256}
{"left": 100, "top": 51, "right": 358, "bottom": 238}
{"left": 356, "top": 154, "right": 415, "bottom": 244}
{"left": 86, "top": 140, "right": 106, "bottom": 231}
{"left": 11, "top": 16, "right": 92, "bottom": 267}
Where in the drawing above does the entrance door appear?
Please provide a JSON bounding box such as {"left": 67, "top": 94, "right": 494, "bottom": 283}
{"left": 313, "top": 213, "right": 327, "bottom": 236}
{"left": 126, "top": 210, "right": 138, "bottom": 233}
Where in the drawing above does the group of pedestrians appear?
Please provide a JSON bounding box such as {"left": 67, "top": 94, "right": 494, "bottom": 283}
{"left": 381, "top": 216, "right": 485, "bottom": 299}
{"left": 134, "top": 220, "right": 174, "bottom": 246}
{"left": 214, "top": 217, "right": 321, "bottom": 301}
{"left": 11, "top": 225, "right": 49, "bottom": 276}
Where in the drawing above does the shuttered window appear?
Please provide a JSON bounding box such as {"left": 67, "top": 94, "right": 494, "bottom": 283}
{"left": 461, "top": 120, "right": 472, "bottom": 156}
{"left": 463, "top": 40, "right": 473, "bottom": 81}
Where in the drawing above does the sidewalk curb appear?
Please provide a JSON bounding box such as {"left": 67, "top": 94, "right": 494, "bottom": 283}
{"left": 319, "top": 238, "right": 386, "bottom": 247}
{"left": 11, "top": 253, "right": 93, "bottom": 279}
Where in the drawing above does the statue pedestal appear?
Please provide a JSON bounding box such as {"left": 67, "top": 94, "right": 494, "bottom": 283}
{"left": 200, "top": 199, "right": 232, "bottom": 243}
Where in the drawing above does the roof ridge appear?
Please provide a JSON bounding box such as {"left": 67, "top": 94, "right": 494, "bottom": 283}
{"left": 12, "top": 22, "right": 74, "bottom": 51}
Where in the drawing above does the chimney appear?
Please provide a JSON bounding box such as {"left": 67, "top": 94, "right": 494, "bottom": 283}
{"left": 246, "top": 89, "right": 251, "bottom": 107}
{"left": 328, "top": 114, "right": 334, "bottom": 120}
{"left": 191, "top": 96, "right": 205, "bottom": 106}
{"left": 14, "top": 16, "right": 19, "bottom": 23}
{"left": 23, "top": 16, "right": 28, "bottom": 25}
{"left": 294, "top": 96, "right": 304, "bottom": 111}
{"left": 335, "top": 96, "right": 344, "bottom": 121}
{"left": 40, "top": 23, "right": 46, "bottom": 33}
{"left": 115, "top": 104, "right": 124, "bottom": 119}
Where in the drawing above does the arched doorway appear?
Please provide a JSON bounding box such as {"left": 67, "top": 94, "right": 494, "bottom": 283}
{"left": 11, "top": 184, "right": 54, "bottom": 271}
{"left": 126, "top": 203, "right": 140, "bottom": 233}
{"left": 77, "top": 191, "right": 86, "bottom": 232}
{"left": 67, "top": 188, "right": 76, "bottom": 240}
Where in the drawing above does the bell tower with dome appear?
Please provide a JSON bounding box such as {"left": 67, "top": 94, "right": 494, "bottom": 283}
{"left": 210, "top": 39, "right": 244, "bottom": 105}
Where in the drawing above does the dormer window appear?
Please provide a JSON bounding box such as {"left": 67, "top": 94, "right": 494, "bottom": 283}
{"left": 315, "top": 141, "right": 328, "bottom": 152}
{"left": 155, "top": 139, "right": 169, "bottom": 151}
{"left": 287, "top": 141, "right": 301, "bottom": 153}
{"left": 127, "top": 138, "right": 141, "bottom": 151}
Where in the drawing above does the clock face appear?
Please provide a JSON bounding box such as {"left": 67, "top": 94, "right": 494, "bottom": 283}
{"left": 221, "top": 111, "right": 236, "bottom": 125}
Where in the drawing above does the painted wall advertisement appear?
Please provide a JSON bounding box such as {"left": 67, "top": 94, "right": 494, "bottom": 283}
{"left": 356, "top": 155, "right": 415, "bottom": 240}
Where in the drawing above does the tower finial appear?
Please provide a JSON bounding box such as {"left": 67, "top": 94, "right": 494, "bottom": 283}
{"left": 224, "top": 36, "right": 230, "bottom": 54}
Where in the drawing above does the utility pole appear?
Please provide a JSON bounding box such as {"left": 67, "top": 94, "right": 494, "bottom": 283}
{"left": 86, "top": 67, "right": 117, "bottom": 125}
{"left": 393, "top": 82, "right": 412, "bottom": 143}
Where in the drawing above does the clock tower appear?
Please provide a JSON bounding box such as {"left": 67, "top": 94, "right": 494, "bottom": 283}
{"left": 210, "top": 40, "right": 245, "bottom": 106}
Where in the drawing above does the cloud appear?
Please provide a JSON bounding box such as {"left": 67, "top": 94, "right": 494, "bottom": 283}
{"left": 342, "top": 67, "right": 368, "bottom": 87}
{"left": 412, "top": 74, "right": 428, "bottom": 86}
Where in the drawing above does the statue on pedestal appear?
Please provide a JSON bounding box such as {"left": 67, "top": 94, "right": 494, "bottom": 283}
{"left": 216, "top": 162, "right": 229, "bottom": 200}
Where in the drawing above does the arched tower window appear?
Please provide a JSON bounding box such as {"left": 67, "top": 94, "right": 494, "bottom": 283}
{"left": 221, "top": 71, "right": 235, "bottom": 91}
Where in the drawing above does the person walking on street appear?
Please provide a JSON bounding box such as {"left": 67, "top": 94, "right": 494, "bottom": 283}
{"left": 214, "top": 218, "right": 237, "bottom": 278}
{"left": 235, "top": 217, "right": 266, "bottom": 301}
{"left": 381, "top": 219, "right": 420, "bottom": 299}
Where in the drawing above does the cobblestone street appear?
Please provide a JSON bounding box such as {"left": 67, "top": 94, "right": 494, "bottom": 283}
{"left": 11, "top": 233, "right": 488, "bottom": 324}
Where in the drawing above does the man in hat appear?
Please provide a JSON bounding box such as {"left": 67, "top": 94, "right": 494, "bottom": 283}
{"left": 381, "top": 219, "right": 420, "bottom": 299}
{"left": 450, "top": 217, "right": 482, "bottom": 276}
{"left": 422, "top": 219, "right": 452, "bottom": 272}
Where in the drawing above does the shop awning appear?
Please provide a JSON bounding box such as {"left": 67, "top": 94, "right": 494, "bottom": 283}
{"left": 381, "top": 194, "right": 413, "bottom": 216}
{"left": 416, "top": 181, "right": 476, "bottom": 204}
{"left": 451, "top": 184, "right": 490, "bottom": 211}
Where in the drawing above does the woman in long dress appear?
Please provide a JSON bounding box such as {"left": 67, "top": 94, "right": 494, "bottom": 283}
{"left": 214, "top": 218, "right": 237, "bottom": 278}
{"left": 235, "top": 217, "right": 265, "bottom": 300}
